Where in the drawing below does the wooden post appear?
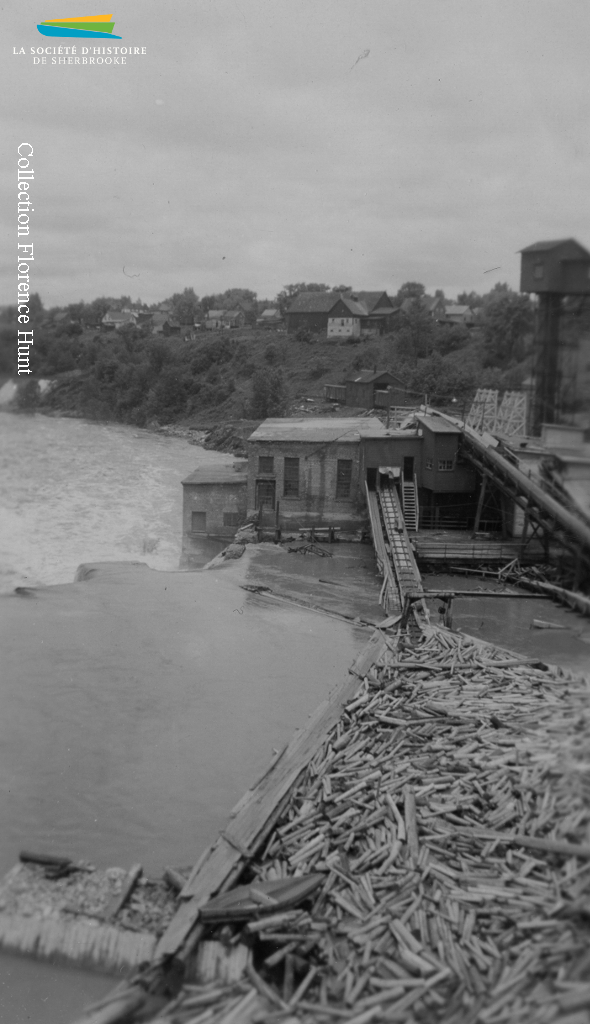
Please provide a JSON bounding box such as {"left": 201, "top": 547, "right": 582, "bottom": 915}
{"left": 472, "top": 474, "right": 488, "bottom": 536}
{"left": 519, "top": 507, "right": 530, "bottom": 560}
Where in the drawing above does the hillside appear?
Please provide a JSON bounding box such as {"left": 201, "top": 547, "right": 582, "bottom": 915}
{"left": 4, "top": 320, "right": 528, "bottom": 427}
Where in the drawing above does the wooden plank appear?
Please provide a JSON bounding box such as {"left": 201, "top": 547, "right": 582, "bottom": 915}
{"left": 102, "top": 864, "right": 142, "bottom": 922}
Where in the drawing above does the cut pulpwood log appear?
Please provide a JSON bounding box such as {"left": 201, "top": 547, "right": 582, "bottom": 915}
{"left": 102, "top": 863, "right": 143, "bottom": 922}
{"left": 19, "top": 850, "right": 73, "bottom": 868}
{"left": 163, "top": 866, "right": 188, "bottom": 893}
{"left": 195, "top": 940, "right": 251, "bottom": 983}
{"left": 532, "top": 618, "right": 568, "bottom": 629}
{"left": 199, "top": 874, "right": 324, "bottom": 923}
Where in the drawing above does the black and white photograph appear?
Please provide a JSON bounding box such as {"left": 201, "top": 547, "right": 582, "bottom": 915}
{"left": 1, "top": 2, "right": 590, "bottom": 1022}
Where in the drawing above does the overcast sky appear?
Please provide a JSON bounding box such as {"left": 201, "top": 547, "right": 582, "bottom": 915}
{"left": 3, "top": 0, "right": 590, "bottom": 307}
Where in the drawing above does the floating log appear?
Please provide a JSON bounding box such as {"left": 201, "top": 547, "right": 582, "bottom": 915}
{"left": 532, "top": 618, "right": 568, "bottom": 630}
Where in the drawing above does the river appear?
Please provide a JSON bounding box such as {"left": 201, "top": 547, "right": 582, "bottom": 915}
{"left": 0, "top": 411, "right": 375, "bottom": 1023}
{"left": 0, "top": 411, "right": 587, "bottom": 1023}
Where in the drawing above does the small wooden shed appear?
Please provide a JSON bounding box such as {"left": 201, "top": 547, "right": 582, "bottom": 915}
{"left": 345, "top": 370, "right": 411, "bottom": 410}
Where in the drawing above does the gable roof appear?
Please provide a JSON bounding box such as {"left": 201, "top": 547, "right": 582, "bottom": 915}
{"left": 444, "top": 304, "right": 471, "bottom": 316}
{"left": 520, "top": 238, "right": 590, "bottom": 258}
{"left": 354, "top": 291, "right": 394, "bottom": 313}
{"left": 102, "top": 310, "right": 137, "bottom": 324}
{"left": 259, "top": 308, "right": 281, "bottom": 318}
{"left": 339, "top": 296, "right": 367, "bottom": 317}
{"left": 287, "top": 292, "right": 341, "bottom": 314}
{"left": 345, "top": 369, "right": 407, "bottom": 386}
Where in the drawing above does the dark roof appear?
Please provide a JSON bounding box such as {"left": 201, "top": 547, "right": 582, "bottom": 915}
{"left": 416, "top": 413, "right": 461, "bottom": 434}
{"left": 340, "top": 296, "right": 367, "bottom": 317}
{"left": 354, "top": 291, "right": 393, "bottom": 313}
{"left": 520, "top": 238, "right": 590, "bottom": 257}
{"left": 400, "top": 295, "right": 440, "bottom": 314}
{"left": 287, "top": 292, "right": 341, "bottom": 314}
{"left": 345, "top": 370, "right": 405, "bottom": 386}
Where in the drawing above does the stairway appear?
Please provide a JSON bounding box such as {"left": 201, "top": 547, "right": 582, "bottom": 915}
{"left": 402, "top": 478, "right": 419, "bottom": 532}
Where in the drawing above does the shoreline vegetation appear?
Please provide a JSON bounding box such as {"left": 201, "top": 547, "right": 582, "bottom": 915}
{"left": 2, "top": 279, "right": 573, "bottom": 431}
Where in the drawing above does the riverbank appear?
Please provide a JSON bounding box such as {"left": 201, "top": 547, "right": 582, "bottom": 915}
{"left": 70, "top": 614, "right": 590, "bottom": 1024}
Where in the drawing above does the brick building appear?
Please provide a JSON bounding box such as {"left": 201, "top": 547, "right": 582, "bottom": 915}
{"left": 247, "top": 417, "right": 387, "bottom": 533}
{"left": 181, "top": 462, "right": 248, "bottom": 554}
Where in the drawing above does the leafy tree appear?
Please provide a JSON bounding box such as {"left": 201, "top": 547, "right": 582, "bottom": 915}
{"left": 395, "top": 297, "right": 435, "bottom": 362}
{"left": 395, "top": 281, "right": 426, "bottom": 304}
{"left": 481, "top": 291, "right": 533, "bottom": 366}
{"left": 169, "top": 287, "right": 200, "bottom": 324}
{"left": 457, "top": 290, "right": 483, "bottom": 308}
{"left": 408, "top": 353, "right": 475, "bottom": 402}
{"left": 27, "top": 293, "right": 44, "bottom": 320}
{"left": 434, "top": 323, "right": 470, "bottom": 355}
{"left": 199, "top": 289, "right": 257, "bottom": 319}
{"left": 250, "top": 367, "right": 288, "bottom": 418}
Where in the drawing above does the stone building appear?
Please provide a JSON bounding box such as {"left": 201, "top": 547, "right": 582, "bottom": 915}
{"left": 181, "top": 462, "right": 248, "bottom": 555}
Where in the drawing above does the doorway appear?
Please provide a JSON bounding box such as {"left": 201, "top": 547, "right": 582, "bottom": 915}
{"left": 255, "top": 479, "right": 276, "bottom": 510}
{"left": 403, "top": 457, "right": 414, "bottom": 482}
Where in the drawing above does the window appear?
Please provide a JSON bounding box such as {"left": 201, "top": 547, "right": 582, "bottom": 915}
{"left": 438, "top": 459, "right": 454, "bottom": 471}
{"left": 258, "top": 456, "right": 274, "bottom": 474}
{"left": 336, "top": 459, "right": 353, "bottom": 498}
{"left": 223, "top": 512, "right": 241, "bottom": 527}
{"left": 533, "top": 261, "right": 544, "bottom": 280}
{"left": 283, "top": 457, "right": 300, "bottom": 497}
{"left": 425, "top": 459, "right": 433, "bottom": 470}
{"left": 191, "top": 511, "right": 207, "bottom": 532}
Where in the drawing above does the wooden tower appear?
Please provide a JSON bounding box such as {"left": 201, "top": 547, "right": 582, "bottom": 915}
{"left": 520, "top": 238, "right": 590, "bottom": 435}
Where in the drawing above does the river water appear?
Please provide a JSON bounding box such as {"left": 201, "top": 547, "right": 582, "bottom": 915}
{"left": 0, "top": 412, "right": 588, "bottom": 1022}
{"left": 0, "top": 412, "right": 373, "bottom": 1023}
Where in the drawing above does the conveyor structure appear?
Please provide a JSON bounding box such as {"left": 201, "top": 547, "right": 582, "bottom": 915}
{"left": 365, "top": 480, "right": 423, "bottom": 616}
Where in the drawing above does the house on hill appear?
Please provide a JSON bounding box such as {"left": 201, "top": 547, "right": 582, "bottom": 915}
{"left": 400, "top": 295, "right": 446, "bottom": 320}
{"left": 440, "top": 304, "right": 475, "bottom": 326}
{"left": 256, "top": 308, "right": 283, "bottom": 328}
{"left": 287, "top": 290, "right": 397, "bottom": 336}
{"left": 205, "top": 309, "right": 246, "bottom": 330}
{"left": 101, "top": 310, "right": 138, "bottom": 330}
{"left": 151, "top": 311, "right": 181, "bottom": 335}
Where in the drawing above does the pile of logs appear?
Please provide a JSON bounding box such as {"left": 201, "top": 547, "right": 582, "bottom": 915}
{"left": 195, "top": 626, "right": 589, "bottom": 1024}
{"left": 75, "top": 624, "right": 590, "bottom": 1024}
